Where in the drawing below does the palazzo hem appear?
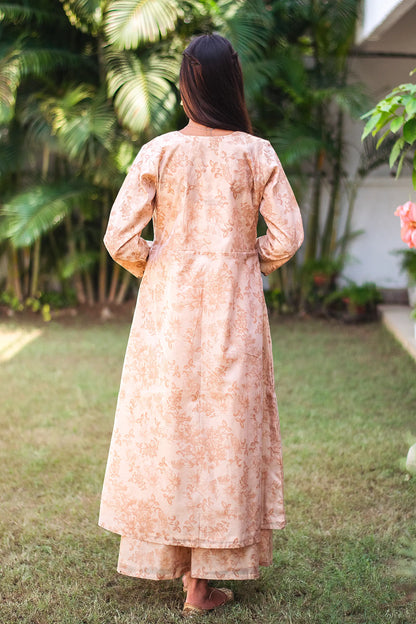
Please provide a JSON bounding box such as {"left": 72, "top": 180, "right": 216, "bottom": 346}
{"left": 117, "top": 565, "right": 265, "bottom": 581}
{"left": 116, "top": 530, "right": 274, "bottom": 580}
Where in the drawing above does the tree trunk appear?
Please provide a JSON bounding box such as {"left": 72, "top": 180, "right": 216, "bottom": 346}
{"left": 98, "top": 193, "right": 110, "bottom": 304}
{"left": 27, "top": 146, "right": 50, "bottom": 298}
{"left": 115, "top": 270, "right": 132, "bottom": 305}
{"left": 65, "top": 215, "right": 87, "bottom": 305}
{"left": 30, "top": 238, "right": 41, "bottom": 297}
{"left": 11, "top": 247, "right": 23, "bottom": 301}
{"left": 338, "top": 173, "right": 359, "bottom": 262}
{"left": 22, "top": 248, "right": 30, "bottom": 298}
{"left": 304, "top": 3, "right": 325, "bottom": 262}
{"left": 108, "top": 263, "right": 120, "bottom": 303}
{"left": 85, "top": 272, "right": 95, "bottom": 306}
{"left": 78, "top": 212, "right": 95, "bottom": 306}
{"left": 304, "top": 148, "right": 324, "bottom": 261}
{"left": 321, "top": 110, "right": 344, "bottom": 258}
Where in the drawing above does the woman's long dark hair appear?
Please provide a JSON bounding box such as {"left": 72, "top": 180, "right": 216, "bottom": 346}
{"left": 179, "top": 34, "right": 252, "bottom": 134}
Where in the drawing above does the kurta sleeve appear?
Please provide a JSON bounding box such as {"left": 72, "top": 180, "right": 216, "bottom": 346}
{"left": 103, "top": 143, "right": 157, "bottom": 278}
{"left": 256, "top": 142, "right": 304, "bottom": 276}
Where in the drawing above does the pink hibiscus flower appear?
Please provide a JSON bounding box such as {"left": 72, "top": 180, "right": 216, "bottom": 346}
{"left": 394, "top": 201, "right": 416, "bottom": 248}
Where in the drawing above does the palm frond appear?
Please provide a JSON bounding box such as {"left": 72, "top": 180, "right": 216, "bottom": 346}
{"left": 243, "top": 58, "right": 277, "bottom": 102}
{"left": 0, "top": 40, "right": 92, "bottom": 123}
{"left": 20, "top": 86, "right": 122, "bottom": 179}
{"left": 16, "top": 47, "right": 90, "bottom": 80}
{"left": 218, "top": 0, "right": 273, "bottom": 62}
{"left": 59, "top": 96, "right": 116, "bottom": 164}
{"left": 59, "top": 250, "right": 100, "bottom": 279}
{"left": 19, "top": 93, "right": 67, "bottom": 157}
{"left": 41, "top": 85, "right": 114, "bottom": 147}
{"left": 106, "top": 50, "right": 178, "bottom": 133}
{"left": 1, "top": 182, "right": 94, "bottom": 248}
{"left": 324, "top": 0, "right": 361, "bottom": 38}
{"left": 0, "top": 49, "right": 19, "bottom": 123}
{"left": 48, "top": 84, "right": 97, "bottom": 122}
{"left": 270, "top": 130, "right": 323, "bottom": 168}
{"left": 0, "top": 124, "right": 23, "bottom": 178}
{"left": 59, "top": 0, "right": 103, "bottom": 32}
{"left": 0, "top": 3, "right": 57, "bottom": 25}
{"left": 358, "top": 134, "right": 400, "bottom": 177}
{"left": 279, "top": 1, "right": 310, "bottom": 14}
{"left": 104, "top": 0, "right": 182, "bottom": 49}
{"left": 332, "top": 83, "right": 370, "bottom": 119}
{"left": 269, "top": 48, "right": 310, "bottom": 102}
{"left": 0, "top": 141, "right": 19, "bottom": 178}
{"left": 114, "top": 140, "right": 137, "bottom": 173}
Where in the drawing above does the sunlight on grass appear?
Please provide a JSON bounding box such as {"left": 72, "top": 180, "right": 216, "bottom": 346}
{"left": 0, "top": 327, "right": 43, "bottom": 362}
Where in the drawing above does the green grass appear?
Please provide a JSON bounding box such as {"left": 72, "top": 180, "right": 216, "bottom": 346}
{"left": 0, "top": 316, "right": 415, "bottom": 623}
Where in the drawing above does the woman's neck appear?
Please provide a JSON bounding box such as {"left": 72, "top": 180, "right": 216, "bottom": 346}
{"left": 180, "top": 119, "right": 235, "bottom": 136}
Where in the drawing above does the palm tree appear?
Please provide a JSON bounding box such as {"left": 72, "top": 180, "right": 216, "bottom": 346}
{"left": 0, "top": 0, "right": 372, "bottom": 313}
{"left": 254, "top": 0, "right": 366, "bottom": 263}
{"left": 0, "top": 0, "right": 274, "bottom": 307}
{"left": 0, "top": 0, "right": 180, "bottom": 303}
{"left": 0, "top": 0, "right": 101, "bottom": 302}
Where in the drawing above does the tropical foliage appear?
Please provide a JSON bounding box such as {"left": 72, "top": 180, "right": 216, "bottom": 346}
{"left": 361, "top": 69, "right": 416, "bottom": 190}
{"left": 0, "top": 0, "right": 373, "bottom": 311}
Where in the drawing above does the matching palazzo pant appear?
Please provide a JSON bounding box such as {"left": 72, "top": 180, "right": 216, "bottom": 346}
{"left": 117, "top": 530, "right": 273, "bottom": 580}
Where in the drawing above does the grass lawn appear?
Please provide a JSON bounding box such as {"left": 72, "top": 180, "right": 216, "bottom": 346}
{"left": 0, "top": 315, "right": 415, "bottom": 623}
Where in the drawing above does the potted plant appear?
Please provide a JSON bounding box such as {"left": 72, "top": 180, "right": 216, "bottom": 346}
{"left": 304, "top": 257, "right": 342, "bottom": 287}
{"left": 302, "top": 257, "right": 343, "bottom": 316}
{"left": 325, "top": 282, "right": 382, "bottom": 322}
{"left": 395, "top": 248, "right": 416, "bottom": 306}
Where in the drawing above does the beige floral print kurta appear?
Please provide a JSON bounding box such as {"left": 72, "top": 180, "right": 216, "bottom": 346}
{"left": 99, "top": 131, "right": 304, "bottom": 565}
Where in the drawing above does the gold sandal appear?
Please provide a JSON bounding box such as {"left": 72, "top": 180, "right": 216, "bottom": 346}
{"left": 183, "top": 587, "right": 234, "bottom": 615}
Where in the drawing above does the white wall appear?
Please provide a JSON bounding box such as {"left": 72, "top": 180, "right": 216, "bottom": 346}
{"left": 343, "top": 178, "right": 414, "bottom": 288}
{"left": 338, "top": 42, "right": 416, "bottom": 288}
{"left": 357, "top": 0, "right": 416, "bottom": 43}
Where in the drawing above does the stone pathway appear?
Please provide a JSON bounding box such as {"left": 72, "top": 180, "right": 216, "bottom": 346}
{"left": 380, "top": 304, "right": 416, "bottom": 361}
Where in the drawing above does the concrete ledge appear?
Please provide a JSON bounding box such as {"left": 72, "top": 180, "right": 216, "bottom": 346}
{"left": 379, "top": 304, "right": 416, "bottom": 361}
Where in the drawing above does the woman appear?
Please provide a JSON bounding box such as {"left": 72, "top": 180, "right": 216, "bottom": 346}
{"left": 99, "top": 33, "right": 304, "bottom": 615}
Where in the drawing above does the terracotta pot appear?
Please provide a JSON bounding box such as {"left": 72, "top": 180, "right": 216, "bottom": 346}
{"left": 313, "top": 274, "right": 329, "bottom": 287}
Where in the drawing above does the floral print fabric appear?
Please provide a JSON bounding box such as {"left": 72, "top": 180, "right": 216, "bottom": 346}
{"left": 99, "top": 131, "right": 303, "bottom": 572}
{"left": 118, "top": 530, "right": 273, "bottom": 580}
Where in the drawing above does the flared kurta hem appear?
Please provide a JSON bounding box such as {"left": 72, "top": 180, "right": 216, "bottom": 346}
{"left": 98, "top": 519, "right": 286, "bottom": 549}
